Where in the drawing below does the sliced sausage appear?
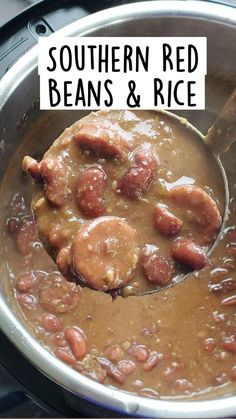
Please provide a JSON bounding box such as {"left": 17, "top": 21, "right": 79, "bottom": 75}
{"left": 22, "top": 156, "right": 42, "bottom": 181}
{"left": 74, "top": 120, "right": 132, "bottom": 159}
{"left": 117, "top": 145, "right": 157, "bottom": 199}
{"left": 168, "top": 185, "right": 221, "bottom": 244}
{"left": 39, "top": 272, "right": 80, "bottom": 313}
{"left": 171, "top": 238, "right": 207, "bottom": 270}
{"left": 133, "top": 144, "right": 157, "bottom": 172}
{"left": 65, "top": 326, "right": 87, "bottom": 360}
{"left": 41, "top": 157, "right": 69, "bottom": 208}
{"left": 71, "top": 217, "right": 139, "bottom": 291}
{"left": 140, "top": 244, "right": 173, "bottom": 286}
{"left": 154, "top": 204, "right": 183, "bottom": 237}
{"left": 75, "top": 165, "right": 107, "bottom": 218}
{"left": 48, "top": 223, "right": 67, "bottom": 250}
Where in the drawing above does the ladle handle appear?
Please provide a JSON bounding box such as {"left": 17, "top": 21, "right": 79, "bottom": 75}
{"left": 205, "top": 88, "right": 236, "bottom": 154}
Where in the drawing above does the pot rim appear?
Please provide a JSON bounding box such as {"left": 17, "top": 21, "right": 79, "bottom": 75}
{"left": 1, "top": 1, "right": 236, "bottom": 417}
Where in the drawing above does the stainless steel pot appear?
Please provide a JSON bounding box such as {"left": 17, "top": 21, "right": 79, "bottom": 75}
{"left": 1, "top": 1, "right": 236, "bottom": 417}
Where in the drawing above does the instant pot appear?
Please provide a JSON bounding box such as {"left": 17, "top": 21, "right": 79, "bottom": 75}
{"left": 0, "top": 1, "right": 236, "bottom": 417}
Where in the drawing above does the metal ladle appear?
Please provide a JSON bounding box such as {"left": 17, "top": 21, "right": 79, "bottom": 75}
{"left": 28, "top": 89, "right": 236, "bottom": 297}
{"left": 135, "top": 88, "right": 236, "bottom": 297}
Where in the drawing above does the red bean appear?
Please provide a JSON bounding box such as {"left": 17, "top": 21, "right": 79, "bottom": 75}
{"left": 222, "top": 335, "right": 236, "bottom": 353}
{"left": 15, "top": 271, "right": 39, "bottom": 293}
{"left": 54, "top": 348, "right": 76, "bottom": 365}
{"left": 214, "top": 373, "right": 229, "bottom": 386}
{"left": 75, "top": 166, "right": 107, "bottom": 218}
{"left": 209, "top": 278, "right": 236, "bottom": 294}
{"left": 41, "top": 157, "right": 69, "bottom": 207}
{"left": 221, "top": 295, "right": 236, "bottom": 306}
{"left": 143, "top": 352, "right": 164, "bottom": 371}
{"left": 203, "top": 338, "right": 216, "bottom": 353}
{"left": 212, "top": 311, "right": 227, "bottom": 323}
{"left": 73, "top": 361, "right": 84, "bottom": 373}
{"left": 131, "top": 379, "right": 144, "bottom": 389}
{"left": 81, "top": 366, "right": 107, "bottom": 384}
{"left": 163, "top": 361, "right": 184, "bottom": 383}
{"left": 231, "top": 365, "right": 236, "bottom": 381}
{"left": 140, "top": 244, "right": 172, "bottom": 286}
{"left": 22, "top": 156, "right": 42, "bottom": 181}
{"left": 7, "top": 218, "right": 20, "bottom": 235}
{"left": 117, "top": 359, "right": 136, "bottom": 376}
{"left": 173, "top": 378, "right": 193, "bottom": 392}
{"left": 65, "top": 326, "right": 87, "bottom": 360}
{"left": 16, "top": 219, "right": 36, "bottom": 255}
{"left": 107, "top": 364, "right": 125, "bottom": 384}
{"left": 154, "top": 204, "right": 182, "bottom": 237}
{"left": 42, "top": 314, "right": 63, "bottom": 333}
{"left": 132, "top": 345, "right": 149, "bottom": 362}
{"left": 117, "top": 167, "right": 153, "bottom": 199}
{"left": 138, "top": 388, "right": 159, "bottom": 399}
{"left": 105, "top": 345, "right": 122, "bottom": 363}
{"left": 17, "top": 293, "right": 36, "bottom": 310}
{"left": 97, "top": 357, "right": 112, "bottom": 370}
{"left": 140, "top": 326, "right": 159, "bottom": 338}
{"left": 51, "top": 332, "right": 67, "bottom": 347}
{"left": 171, "top": 238, "right": 207, "bottom": 270}
{"left": 117, "top": 144, "right": 157, "bottom": 199}
{"left": 39, "top": 273, "right": 80, "bottom": 314}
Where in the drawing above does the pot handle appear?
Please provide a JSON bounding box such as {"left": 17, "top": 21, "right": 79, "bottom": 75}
{"left": 0, "top": 0, "right": 92, "bottom": 79}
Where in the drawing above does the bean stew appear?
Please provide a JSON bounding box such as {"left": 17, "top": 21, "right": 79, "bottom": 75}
{"left": 3, "top": 109, "right": 236, "bottom": 400}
